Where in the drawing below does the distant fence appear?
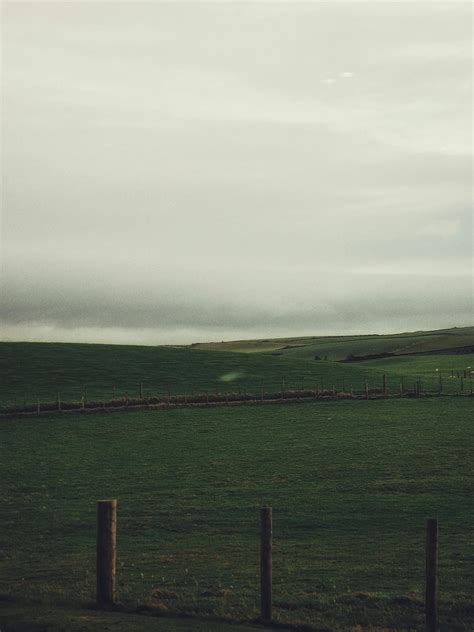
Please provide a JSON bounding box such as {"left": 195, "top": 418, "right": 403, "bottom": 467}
{"left": 1, "top": 374, "right": 472, "bottom": 418}
{"left": 95, "top": 499, "right": 440, "bottom": 631}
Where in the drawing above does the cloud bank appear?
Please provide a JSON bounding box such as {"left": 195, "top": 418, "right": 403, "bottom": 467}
{"left": 1, "top": 2, "right": 472, "bottom": 344}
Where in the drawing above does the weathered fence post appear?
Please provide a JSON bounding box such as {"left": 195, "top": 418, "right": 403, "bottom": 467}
{"left": 383, "top": 374, "right": 387, "bottom": 395}
{"left": 438, "top": 373, "right": 442, "bottom": 395}
{"left": 365, "top": 382, "right": 369, "bottom": 400}
{"left": 57, "top": 392, "right": 61, "bottom": 411}
{"left": 139, "top": 383, "right": 143, "bottom": 399}
{"left": 260, "top": 507, "right": 272, "bottom": 624}
{"left": 425, "top": 518, "right": 438, "bottom": 632}
{"left": 37, "top": 399, "right": 41, "bottom": 413}
{"left": 460, "top": 377, "right": 464, "bottom": 393}
{"left": 97, "top": 499, "right": 117, "bottom": 607}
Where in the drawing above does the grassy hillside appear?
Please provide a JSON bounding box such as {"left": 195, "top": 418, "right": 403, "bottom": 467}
{"left": 362, "top": 354, "right": 473, "bottom": 380}
{"left": 0, "top": 342, "right": 411, "bottom": 407}
{"left": 1, "top": 399, "right": 473, "bottom": 631}
{"left": 1, "top": 328, "right": 473, "bottom": 407}
{"left": 194, "top": 327, "right": 474, "bottom": 360}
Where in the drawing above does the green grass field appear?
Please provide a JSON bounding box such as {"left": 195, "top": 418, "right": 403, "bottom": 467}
{"left": 194, "top": 327, "right": 474, "bottom": 359}
{"left": 1, "top": 329, "right": 473, "bottom": 630}
{"left": 1, "top": 327, "right": 473, "bottom": 408}
{"left": 1, "top": 398, "right": 473, "bottom": 631}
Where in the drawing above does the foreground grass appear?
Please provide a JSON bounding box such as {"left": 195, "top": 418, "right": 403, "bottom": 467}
{"left": 0, "top": 599, "right": 268, "bottom": 632}
{"left": 1, "top": 398, "right": 473, "bottom": 630}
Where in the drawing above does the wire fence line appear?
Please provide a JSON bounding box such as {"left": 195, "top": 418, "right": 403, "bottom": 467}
{"left": 1, "top": 374, "right": 472, "bottom": 417}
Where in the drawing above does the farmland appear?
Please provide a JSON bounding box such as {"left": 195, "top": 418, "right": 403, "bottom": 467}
{"left": 1, "top": 327, "right": 473, "bottom": 631}
{"left": 1, "top": 398, "right": 473, "bottom": 631}
{"left": 0, "top": 327, "right": 473, "bottom": 408}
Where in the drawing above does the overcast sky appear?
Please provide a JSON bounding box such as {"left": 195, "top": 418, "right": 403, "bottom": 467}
{"left": 1, "top": 1, "right": 472, "bottom": 345}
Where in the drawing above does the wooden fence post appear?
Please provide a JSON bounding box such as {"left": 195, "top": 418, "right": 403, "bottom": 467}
{"left": 438, "top": 374, "right": 442, "bottom": 395}
{"left": 425, "top": 518, "right": 438, "bottom": 632}
{"left": 383, "top": 374, "right": 387, "bottom": 395}
{"left": 57, "top": 392, "right": 61, "bottom": 411}
{"left": 365, "top": 382, "right": 369, "bottom": 400}
{"left": 97, "top": 499, "right": 117, "bottom": 607}
{"left": 260, "top": 507, "right": 272, "bottom": 624}
{"left": 139, "top": 383, "right": 143, "bottom": 399}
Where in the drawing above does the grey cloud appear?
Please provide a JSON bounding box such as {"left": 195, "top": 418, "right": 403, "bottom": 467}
{"left": 1, "top": 2, "right": 472, "bottom": 344}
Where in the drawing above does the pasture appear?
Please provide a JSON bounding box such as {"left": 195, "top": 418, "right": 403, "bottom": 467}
{"left": 1, "top": 328, "right": 473, "bottom": 409}
{"left": 1, "top": 398, "right": 473, "bottom": 631}
{"left": 193, "top": 327, "right": 474, "bottom": 359}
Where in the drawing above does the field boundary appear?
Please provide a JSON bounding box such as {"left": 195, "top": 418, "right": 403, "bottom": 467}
{"left": 1, "top": 389, "right": 470, "bottom": 420}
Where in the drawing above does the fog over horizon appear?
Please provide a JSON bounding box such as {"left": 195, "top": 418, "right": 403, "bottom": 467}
{"left": 1, "top": 2, "right": 472, "bottom": 346}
